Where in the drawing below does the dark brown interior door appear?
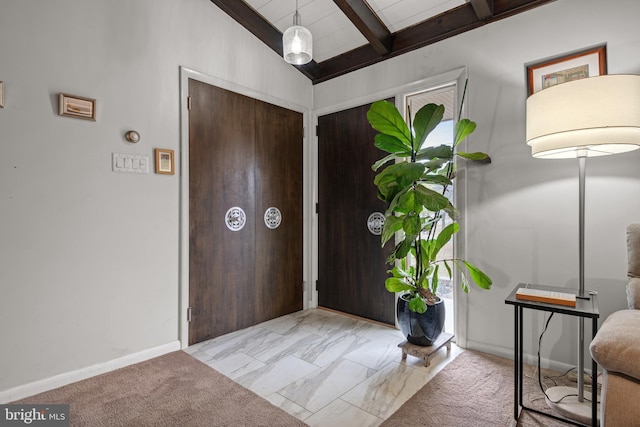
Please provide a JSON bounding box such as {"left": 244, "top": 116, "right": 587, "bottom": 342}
{"left": 317, "top": 100, "right": 395, "bottom": 325}
{"left": 254, "top": 101, "right": 303, "bottom": 321}
{"left": 188, "top": 79, "right": 302, "bottom": 344}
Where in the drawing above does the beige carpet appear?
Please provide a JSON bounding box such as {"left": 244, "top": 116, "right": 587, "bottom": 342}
{"left": 14, "top": 348, "right": 584, "bottom": 426}
{"left": 382, "top": 350, "right": 577, "bottom": 427}
{"left": 14, "top": 351, "right": 307, "bottom": 427}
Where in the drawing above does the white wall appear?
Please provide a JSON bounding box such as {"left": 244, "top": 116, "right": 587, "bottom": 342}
{"left": 315, "top": 0, "right": 640, "bottom": 366}
{"left": 0, "top": 0, "right": 312, "bottom": 394}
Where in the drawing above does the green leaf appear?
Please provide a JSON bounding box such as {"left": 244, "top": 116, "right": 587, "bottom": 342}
{"left": 457, "top": 151, "right": 491, "bottom": 163}
{"left": 419, "top": 239, "right": 434, "bottom": 266}
{"left": 416, "top": 269, "right": 429, "bottom": 290}
{"left": 374, "top": 134, "right": 412, "bottom": 155}
{"left": 443, "top": 260, "right": 452, "bottom": 279}
{"left": 389, "top": 266, "right": 410, "bottom": 279}
{"left": 409, "top": 295, "right": 428, "bottom": 314}
{"left": 454, "top": 119, "right": 476, "bottom": 146}
{"left": 422, "top": 158, "right": 449, "bottom": 172}
{"left": 380, "top": 215, "right": 402, "bottom": 246}
{"left": 395, "top": 236, "right": 415, "bottom": 260}
{"left": 413, "top": 104, "right": 445, "bottom": 151}
{"left": 416, "top": 144, "right": 453, "bottom": 161}
{"left": 374, "top": 162, "right": 425, "bottom": 203}
{"left": 443, "top": 203, "right": 459, "bottom": 221}
{"left": 419, "top": 174, "right": 452, "bottom": 186}
{"left": 373, "top": 173, "right": 399, "bottom": 203}
{"left": 395, "top": 190, "right": 418, "bottom": 215}
{"left": 462, "top": 261, "right": 493, "bottom": 290}
{"left": 460, "top": 271, "right": 470, "bottom": 293}
{"left": 367, "top": 100, "right": 412, "bottom": 147}
{"left": 372, "top": 153, "right": 397, "bottom": 171}
{"left": 431, "top": 264, "right": 439, "bottom": 294}
{"left": 402, "top": 213, "right": 422, "bottom": 237}
{"left": 385, "top": 277, "right": 415, "bottom": 293}
{"left": 432, "top": 223, "right": 460, "bottom": 259}
{"left": 415, "top": 185, "right": 450, "bottom": 212}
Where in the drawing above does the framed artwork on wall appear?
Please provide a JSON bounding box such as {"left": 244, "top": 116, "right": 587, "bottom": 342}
{"left": 59, "top": 93, "right": 96, "bottom": 121}
{"left": 155, "top": 148, "right": 174, "bottom": 175}
{"left": 0, "top": 81, "right": 4, "bottom": 108}
{"left": 526, "top": 45, "right": 607, "bottom": 96}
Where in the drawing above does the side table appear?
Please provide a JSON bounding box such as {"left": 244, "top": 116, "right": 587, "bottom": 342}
{"left": 505, "top": 283, "right": 599, "bottom": 427}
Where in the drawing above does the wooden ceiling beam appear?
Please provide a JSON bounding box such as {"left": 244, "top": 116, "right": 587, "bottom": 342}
{"left": 312, "top": 0, "right": 556, "bottom": 84}
{"left": 210, "top": 0, "right": 556, "bottom": 84}
{"left": 333, "top": 0, "right": 394, "bottom": 56}
{"left": 468, "top": 0, "right": 494, "bottom": 20}
{"left": 209, "top": 0, "right": 319, "bottom": 80}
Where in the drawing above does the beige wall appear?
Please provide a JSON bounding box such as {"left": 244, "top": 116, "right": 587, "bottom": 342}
{"left": 0, "top": 0, "right": 312, "bottom": 395}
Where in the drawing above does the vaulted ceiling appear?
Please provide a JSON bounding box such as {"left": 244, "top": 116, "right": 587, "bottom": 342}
{"left": 211, "top": 0, "right": 556, "bottom": 84}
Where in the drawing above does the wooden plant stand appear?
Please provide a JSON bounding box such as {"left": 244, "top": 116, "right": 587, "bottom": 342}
{"left": 398, "top": 332, "right": 454, "bottom": 367}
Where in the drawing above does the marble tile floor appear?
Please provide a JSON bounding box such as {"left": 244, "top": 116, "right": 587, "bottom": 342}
{"left": 184, "top": 308, "right": 463, "bottom": 427}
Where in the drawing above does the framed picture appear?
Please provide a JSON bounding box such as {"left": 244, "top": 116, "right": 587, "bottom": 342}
{"left": 526, "top": 45, "right": 607, "bottom": 96}
{"left": 155, "top": 148, "right": 175, "bottom": 175}
{"left": 59, "top": 93, "right": 96, "bottom": 120}
{"left": 0, "top": 81, "right": 4, "bottom": 108}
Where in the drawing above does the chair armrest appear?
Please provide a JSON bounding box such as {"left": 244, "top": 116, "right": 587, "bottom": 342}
{"left": 590, "top": 309, "right": 640, "bottom": 380}
{"left": 628, "top": 278, "right": 640, "bottom": 309}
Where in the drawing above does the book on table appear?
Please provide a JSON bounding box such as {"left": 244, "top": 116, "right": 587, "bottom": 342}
{"left": 515, "top": 286, "right": 577, "bottom": 307}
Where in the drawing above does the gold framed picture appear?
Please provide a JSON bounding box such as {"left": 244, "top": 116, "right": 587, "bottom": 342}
{"left": 526, "top": 45, "right": 607, "bottom": 96}
{"left": 0, "top": 81, "right": 4, "bottom": 108}
{"left": 155, "top": 148, "right": 175, "bottom": 175}
{"left": 59, "top": 93, "right": 96, "bottom": 120}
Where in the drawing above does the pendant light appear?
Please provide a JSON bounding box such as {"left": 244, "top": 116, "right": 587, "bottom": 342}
{"left": 282, "top": 0, "right": 312, "bottom": 65}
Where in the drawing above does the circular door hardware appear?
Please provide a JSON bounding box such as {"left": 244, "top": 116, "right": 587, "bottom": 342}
{"left": 264, "top": 207, "right": 282, "bottom": 229}
{"left": 225, "top": 207, "right": 246, "bottom": 231}
{"left": 125, "top": 130, "right": 140, "bottom": 143}
{"left": 367, "top": 212, "right": 385, "bottom": 235}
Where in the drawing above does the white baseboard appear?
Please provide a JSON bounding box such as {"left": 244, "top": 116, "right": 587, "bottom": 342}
{"left": 0, "top": 340, "right": 181, "bottom": 404}
{"left": 465, "top": 339, "right": 580, "bottom": 374}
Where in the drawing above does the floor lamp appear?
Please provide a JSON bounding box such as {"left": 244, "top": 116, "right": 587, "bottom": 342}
{"left": 526, "top": 74, "right": 640, "bottom": 423}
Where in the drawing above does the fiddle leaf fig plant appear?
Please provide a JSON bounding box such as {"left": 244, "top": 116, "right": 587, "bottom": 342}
{"left": 366, "top": 97, "right": 492, "bottom": 314}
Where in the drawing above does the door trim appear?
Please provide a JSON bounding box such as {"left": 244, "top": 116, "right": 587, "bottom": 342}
{"left": 178, "top": 66, "right": 312, "bottom": 349}
{"left": 310, "top": 67, "right": 470, "bottom": 346}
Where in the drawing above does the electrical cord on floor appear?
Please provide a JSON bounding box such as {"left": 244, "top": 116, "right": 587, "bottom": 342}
{"left": 536, "top": 312, "right": 593, "bottom": 404}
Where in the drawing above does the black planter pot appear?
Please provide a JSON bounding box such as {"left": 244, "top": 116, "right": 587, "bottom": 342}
{"left": 397, "top": 293, "right": 445, "bottom": 346}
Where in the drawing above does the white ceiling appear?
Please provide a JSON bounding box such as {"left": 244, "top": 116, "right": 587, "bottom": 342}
{"left": 244, "top": 0, "right": 466, "bottom": 62}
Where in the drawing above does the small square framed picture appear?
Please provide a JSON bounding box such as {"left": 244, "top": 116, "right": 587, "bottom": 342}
{"left": 155, "top": 148, "right": 175, "bottom": 175}
{"left": 59, "top": 93, "right": 96, "bottom": 120}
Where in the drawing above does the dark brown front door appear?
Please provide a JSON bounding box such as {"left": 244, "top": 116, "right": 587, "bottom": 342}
{"left": 188, "top": 79, "right": 303, "bottom": 344}
{"left": 317, "top": 100, "right": 395, "bottom": 325}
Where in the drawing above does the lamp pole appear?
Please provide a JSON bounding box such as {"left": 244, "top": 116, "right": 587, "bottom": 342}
{"left": 577, "top": 154, "right": 586, "bottom": 402}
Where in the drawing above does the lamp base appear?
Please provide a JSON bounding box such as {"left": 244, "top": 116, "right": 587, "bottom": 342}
{"left": 545, "top": 386, "right": 599, "bottom": 425}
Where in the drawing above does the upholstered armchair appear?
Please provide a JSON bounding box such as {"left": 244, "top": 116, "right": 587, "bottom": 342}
{"left": 589, "top": 224, "right": 640, "bottom": 426}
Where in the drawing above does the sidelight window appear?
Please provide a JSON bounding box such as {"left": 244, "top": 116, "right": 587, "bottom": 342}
{"left": 404, "top": 83, "right": 457, "bottom": 335}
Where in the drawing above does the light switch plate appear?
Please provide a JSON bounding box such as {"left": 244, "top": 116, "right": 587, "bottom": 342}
{"left": 112, "top": 153, "right": 148, "bottom": 174}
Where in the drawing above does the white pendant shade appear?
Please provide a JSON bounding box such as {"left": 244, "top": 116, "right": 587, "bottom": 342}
{"left": 526, "top": 74, "right": 640, "bottom": 159}
{"left": 283, "top": 9, "right": 312, "bottom": 65}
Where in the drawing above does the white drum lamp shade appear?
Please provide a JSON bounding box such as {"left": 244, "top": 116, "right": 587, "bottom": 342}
{"left": 283, "top": 11, "right": 312, "bottom": 65}
{"left": 526, "top": 74, "right": 640, "bottom": 158}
